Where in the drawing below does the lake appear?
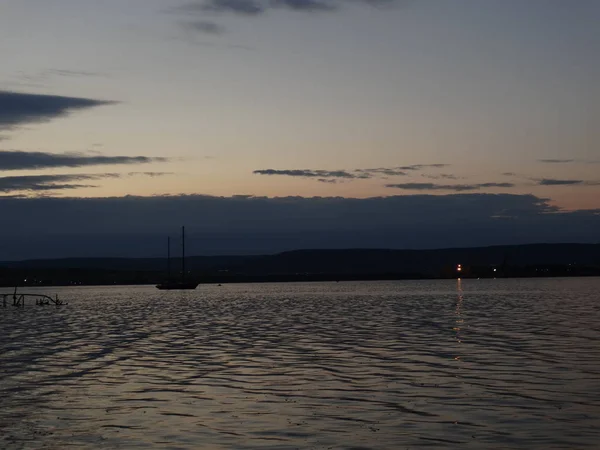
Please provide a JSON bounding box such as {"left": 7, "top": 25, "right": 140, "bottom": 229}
{"left": 1, "top": 278, "right": 599, "bottom": 449}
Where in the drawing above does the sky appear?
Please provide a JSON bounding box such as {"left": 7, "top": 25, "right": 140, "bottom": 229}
{"left": 0, "top": 0, "right": 599, "bottom": 257}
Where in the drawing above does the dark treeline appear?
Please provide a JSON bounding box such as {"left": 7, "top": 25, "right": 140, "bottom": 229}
{"left": 1, "top": 243, "right": 599, "bottom": 287}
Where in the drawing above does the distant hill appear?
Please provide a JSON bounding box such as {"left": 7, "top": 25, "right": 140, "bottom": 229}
{"left": 237, "top": 243, "right": 600, "bottom": 276}
{"left": 1, "top": 243, "right": 599, "bottom": 286}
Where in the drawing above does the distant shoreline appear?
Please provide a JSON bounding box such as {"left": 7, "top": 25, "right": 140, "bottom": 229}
{"left": 2, "top": 272, "right": 600, "bottom": 289}
{"left": 1, "top": 243, "right": 599, "bottom": 287}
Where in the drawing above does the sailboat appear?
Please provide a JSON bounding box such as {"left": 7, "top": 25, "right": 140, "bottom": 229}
{"left": 156, "top": 226, "right": 198, "bottom": 290}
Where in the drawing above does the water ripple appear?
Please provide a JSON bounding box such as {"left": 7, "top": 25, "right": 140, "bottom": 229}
{"left": 1, "top": 278, "right": 600, "bottom": 448}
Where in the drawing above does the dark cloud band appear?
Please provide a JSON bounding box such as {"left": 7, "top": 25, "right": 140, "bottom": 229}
{"left": 0, "top": 172, "right": 170, "bottom": 193}
{"left": 538, "top": 178, "right": 582, "bottom": 186}
{"left": 0, "top": 193, "right": 598, "bottom": 259}
{"left": 386, "top": 182, "right": 515, "bottom": 192}
{"left": 536, "top": 178, "right": 600, "bottom": 186}
{"left": 0, "top": 90, "right": 116, "bottom": 130}
{"left": 254, "top": 169, "right": 365, "bottom": 179}
{"left": 254, "top": 164, "right": 449, "bottom": 180}
{"left": 0, "top": 150, "right": 168, "bottom": 171}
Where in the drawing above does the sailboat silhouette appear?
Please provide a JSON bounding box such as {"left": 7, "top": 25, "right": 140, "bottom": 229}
{"left": 156, "top": 226, "right": 198, "bottom": 290}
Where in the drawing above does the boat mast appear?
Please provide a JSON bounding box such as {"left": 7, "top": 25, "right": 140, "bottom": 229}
{"left": 181, "top": 226, "right": 185, "bottom": 283}
{"left": 167, "top": 236, "right": 171, "bottom": 281}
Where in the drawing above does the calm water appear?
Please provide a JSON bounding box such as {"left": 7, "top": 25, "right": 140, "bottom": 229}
{"left": 1, "top": 279, "right": 599, "bottom": 449}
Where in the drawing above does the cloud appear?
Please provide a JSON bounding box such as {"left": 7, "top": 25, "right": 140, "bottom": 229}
{"left": 386, "top": 182, "right": 515, "bottom": 192}
{"left": 0, "top": 174, "right": 107, "bottom": 193}
{"left": 168, "top": 0, "right": 409, "bottom": 33}
{"left": 355, "top": 168, "right": 407, "bottom": 177}
{"left": 253, "top": 169, "right": 366, "bottom": 179}
{"left": 538, "top": 159, "right": 600, "bottom": 165}
{"left": 537, "top": 178, "right": 583, "bottom": 186}
{"left": 254, "top": 165, "right": 448, "bottom": 181}
{"left": 16, "top": 69, "right": 107, "bottom": 83}
{"left": 0, "top": 150, "right": 169, "bottom": 171}
{"left": 0, "top": 193, "right": 598, "bottom": 259}
{"left": 272, "top": 0, "right": 335, "bottom": 12}
{"left": 128, "top": 172, "right": 173, "bottom": 178}
{"left": 398, "top": 164, "right": 450, "bottom": 171}
{"left": 173, "top": 0, "right": 337, "bottom": 16}
{"left": 174, "top": 0, "right": 405, "bottom": 16}
{"left": 536, "top": 178, "right": 600, "bottom": 186}
{"left": 44, "top": 69, "right": 107, "bottom": 78}
{"left": 422, "top": 173, "right": 460, "bottom": 180}
{"left": 538, "top": 159, "right": 575, "bottom": 164}
{"left": 173, "top": 0, "right": 265, "bottom": 16}
{"left": 180, "top": 20, "right": 225, "bottom": 34}
{"left": 0, "top": 172, "right": 170, "bottom": 194}
{"left": 0, "top": 91, "right": 116, "bottom": 131}
{"left": 3, "top": 69, "right": 110, "bottom": 91}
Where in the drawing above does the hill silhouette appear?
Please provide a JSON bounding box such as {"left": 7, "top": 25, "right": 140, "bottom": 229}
{"left": 1, "top": 243, "right": 599, "bottom": 286}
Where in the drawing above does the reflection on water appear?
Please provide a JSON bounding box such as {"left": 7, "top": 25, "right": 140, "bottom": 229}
{"left": 454, "top": 278, "right": 463, "bottom": 360}
{"left": 1, "top": 278, "right": 600, "bottom": 449}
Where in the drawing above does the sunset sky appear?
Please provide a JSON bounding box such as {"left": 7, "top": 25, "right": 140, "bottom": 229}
{"left": 0, "top": 0, "right": 599, "bottom": 257}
